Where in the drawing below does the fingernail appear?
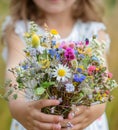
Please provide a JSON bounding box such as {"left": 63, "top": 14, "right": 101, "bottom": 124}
{"left": 55, "top": 100, "right": 60, "bottom": 104}
{"left": 55, "top": 123, "right": 61, "bottom": 130}
{"left": 59, "top": 116, "right": 63, "bottom": 121}
{"left": 69, "top": 112, "right": 75, "bottom": 119}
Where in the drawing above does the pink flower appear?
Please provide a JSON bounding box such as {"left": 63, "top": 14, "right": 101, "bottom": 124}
{"left": 105, "top": 90, "right": 110, "bottom": 95}
{"left": 64, "top": 47, "right": 75, "bottom": 61}
{"left": 68, "top": 42, "right": 75, "bottom": 48}
{"left": 88, "top": 65, "right": 96, "bottom": 75}
{"left": 60, "top": 41, "right": 68, "bottom": 49}
{"left": 107, "top": 72, "right": 113, "bottom": 78}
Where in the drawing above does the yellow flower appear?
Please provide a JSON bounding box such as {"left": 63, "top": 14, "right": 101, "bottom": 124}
{"left": 73, "top": 82, "right": 79, "bottom": 87}
{"left": 78, "top": 48, "right": 83, "bottom": 54}
{"left": 24, "top": 32, "right": 30, "bottom": 38}
{"left": 32, "top": 34, "right": 40, "bottom": 47}
{"left": 78, "top": 65, "right": 84, "bottom": 71}
{"left": 85, "top": 48, "right": 92, "bottom": 54}
{"left": 71, "top": 59, "right": 78, "bottom": 69}
{"left": 41, "top": 59, "right": 50, "bottom": 69}
{"left": 88, "top": 76, "right": 93, "bottom": 79}
{"left": 50, "top": 29, "right": 58, "bottom": 35}
{"left": 54, "top": 43, "right": 60, "bottom": 48}
{"left": 41, "top": 42, "right": 49, "bottom": 48}
{"left": 96, "top": 93, "right": 103, "bottom": 101}
{"left": 96, "top": 68, "right": 99, "bottom": 71}
{"left": 102, "top": 93, "right": 107, "bottom": 97}
{"left": 26, "top": 52, "right": 30, "bottom": 57}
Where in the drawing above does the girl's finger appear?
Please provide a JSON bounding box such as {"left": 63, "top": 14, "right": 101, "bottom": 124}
{"left": 34, "top": 99, "right": 60, "bottom": 109}
{"left": 68, "top": 106, "right": 88, "bottom": 119}
{"left": 61, "top": 111, "right": 89, "bottom": 129}
{"left": 34, "top": 120, "right": 61, "bottom": 130}
{"left": 35, "top": 111, "right": 63, "bottom": 123}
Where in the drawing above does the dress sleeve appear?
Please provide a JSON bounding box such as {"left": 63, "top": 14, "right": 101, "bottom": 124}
{"left": 2, "top": 16, "right": 12, "bottom": 61}
{"left": 89, "top": 22, "right": 111, "bottom": 53}
{"left": 2, "top": 16, "right": 27, "bottom": 61}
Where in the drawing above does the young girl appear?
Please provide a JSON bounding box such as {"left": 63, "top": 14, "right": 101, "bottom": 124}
{"left": 2, "top": 0, "right": 110, "bottom": 130}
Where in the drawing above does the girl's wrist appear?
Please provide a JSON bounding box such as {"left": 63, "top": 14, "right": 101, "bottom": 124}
{"left": 90, "top": 103, "right": 106, "bottom": 120}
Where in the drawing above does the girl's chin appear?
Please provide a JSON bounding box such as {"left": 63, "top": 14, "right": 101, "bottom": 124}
{"left": 44, "top": 7, "right": 64, "bottom": 14}
{"left": 48, "top": 0, "right": 61, "bottom": 3}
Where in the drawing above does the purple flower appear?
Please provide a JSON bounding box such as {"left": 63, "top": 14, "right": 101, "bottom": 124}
{"left": 64, "top": 47, "right": 75, "bottom": 61}
{"left": 77, "top": 68, "right": 82, "bottom": 73}
{"left": 85, "top": 38, "right": 89, "bottom": 46}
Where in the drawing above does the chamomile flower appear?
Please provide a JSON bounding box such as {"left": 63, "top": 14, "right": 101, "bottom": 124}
{"left": 52, "top": 64, "right": 71, "bottom": 82}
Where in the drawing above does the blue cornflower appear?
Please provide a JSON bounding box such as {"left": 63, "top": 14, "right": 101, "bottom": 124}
{"left": 56, "top": 53, "right": 61, "bottom": 60}
{"left": 73, "top": 74, "right": 86, "bottom": 83}
{"left": 77, "top": 68, "right": 82, "bottom": 73}
{"left": 22, "top": 64, "right": 29, "bottom": 70}
{"left": 92, "top": 56, "right": 99, "bottom": 62}
{"left": 48, "top": 49, "right": 56, "bottom": 58}
{"left": 52, "top": 40, "right": 56, "bottom": 46}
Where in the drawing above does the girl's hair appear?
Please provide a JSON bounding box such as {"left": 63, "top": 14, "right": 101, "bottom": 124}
{"left": 10, "top": 0, "right": 104, "bottom": 23}
{"left": 2, "top": 0, "right": 104, "bottom": 42}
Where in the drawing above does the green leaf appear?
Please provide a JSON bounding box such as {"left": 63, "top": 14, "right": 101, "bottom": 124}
{"left": 42, "top": 50, "right": 48, "bottom": 59}
{"left": 35, "top": 87, "right": 46, "bottom": 95}
{"left": 13, "top": 94, "right": 18, "bottom": 99}
{"left": 41, "top": 81, "right": 55, "bottom": 89}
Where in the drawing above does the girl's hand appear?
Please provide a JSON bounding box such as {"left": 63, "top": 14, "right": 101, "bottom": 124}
{"left": 61, "top": 104, "right": 106, "bottom": 130}
{"left": 11, "top": 99, "right": 63, "bottom": 130}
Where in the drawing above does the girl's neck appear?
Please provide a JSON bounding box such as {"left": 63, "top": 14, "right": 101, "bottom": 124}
{"left": 41, "top": 10, "right": 76, "bottom": 38}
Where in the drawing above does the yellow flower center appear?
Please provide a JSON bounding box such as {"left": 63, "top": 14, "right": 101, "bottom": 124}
{"left": 58, "top": 69, "right": 66, "bottom": 77}
{"left": 50, "top": 29, "right": 58, "bottom": 35}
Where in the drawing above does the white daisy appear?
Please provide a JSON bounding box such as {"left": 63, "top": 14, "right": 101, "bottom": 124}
{"left": 52, "top": 64, "right": 71, "bottom": 82}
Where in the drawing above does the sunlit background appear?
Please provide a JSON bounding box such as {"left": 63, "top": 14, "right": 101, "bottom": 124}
{"left": 0, "top": 0, "right": 118, "bottom": 130}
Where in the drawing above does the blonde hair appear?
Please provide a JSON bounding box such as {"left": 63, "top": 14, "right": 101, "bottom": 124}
{"left": 10, "top": 0, "right": 104, "bottom": 23}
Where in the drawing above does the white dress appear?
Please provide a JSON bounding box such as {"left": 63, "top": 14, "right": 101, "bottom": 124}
{"left": 2, "top": 17, "right": 110, "bottom": 130}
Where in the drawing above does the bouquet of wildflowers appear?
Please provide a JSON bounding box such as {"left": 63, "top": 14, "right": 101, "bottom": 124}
{"left": 5, "top": 22, "right": 117, "bottom": 118}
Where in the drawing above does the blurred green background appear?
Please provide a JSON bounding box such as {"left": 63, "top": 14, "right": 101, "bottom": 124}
{"left": 0, "top": 0, "right": 118, "bottom": 130}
